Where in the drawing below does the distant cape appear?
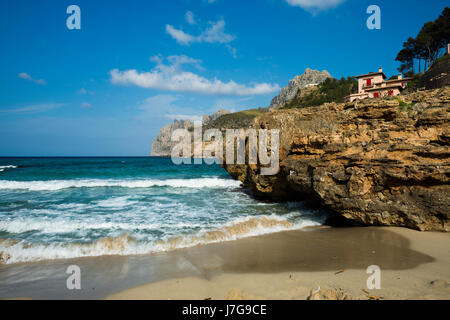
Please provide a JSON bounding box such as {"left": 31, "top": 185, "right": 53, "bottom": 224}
{"left": 150, "top": 109, "right": 230, "bottom": 157}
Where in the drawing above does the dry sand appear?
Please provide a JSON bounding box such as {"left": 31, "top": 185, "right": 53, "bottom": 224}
{"left": 105, "top": 226, "right": 450, "bottom": 300}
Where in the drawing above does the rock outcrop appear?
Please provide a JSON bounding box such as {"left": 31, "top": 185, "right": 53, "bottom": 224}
{"left": 151, "top": 110, "right": 231, "bottom": 157}
{"left": 223, "top": 87, "right": 450, "bottom": 232}
{"left": 151, "top": 119, "right": 194, "bottom": 157}
{"left": 269, "top": 68, "right": 332, "bottom": 109}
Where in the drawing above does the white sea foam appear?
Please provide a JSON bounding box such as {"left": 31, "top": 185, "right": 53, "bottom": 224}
{"left": 0, "top": 215, "right": 323, "bottom": 264}
{"left": 0, "top": 165, "right": 18, "bottom": 169}
{"left": 94, "top": 196, "right": 139, "bottom": 208}
{"left": 0, "top": 177, "right": 242, "bottom": 191}
{"left": 0, "top": 165, "right": 17, "bottom": 172}
{"left": 0, "top": 218, "right": 205, "bottom": 235}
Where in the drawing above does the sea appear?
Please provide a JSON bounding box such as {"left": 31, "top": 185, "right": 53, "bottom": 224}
{"left": 0, "top": 157, "right": 327, "bottom": 265}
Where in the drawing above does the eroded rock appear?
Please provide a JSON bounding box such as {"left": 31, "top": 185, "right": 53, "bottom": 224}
{"left": 224, "top": 87, "right": 450, "bottom": 231}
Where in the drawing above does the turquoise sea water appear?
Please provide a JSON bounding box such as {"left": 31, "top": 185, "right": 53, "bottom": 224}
{"left": 0, "top": 157, "right": 327, "bottom": 264}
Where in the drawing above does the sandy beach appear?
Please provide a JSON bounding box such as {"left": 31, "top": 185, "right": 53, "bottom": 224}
{"left": 1, "top": 226, "right": 449, "bottom": 300}
{"left": 105, "top": 227, "right": 450, "bottom": 300}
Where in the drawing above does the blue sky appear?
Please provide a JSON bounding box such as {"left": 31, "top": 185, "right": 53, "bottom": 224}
{"left": 0, "top": 0, "right": 446, "bottom": 156}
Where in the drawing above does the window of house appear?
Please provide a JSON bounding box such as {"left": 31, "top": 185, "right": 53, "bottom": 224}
{"left": 374, "top": 92, "right": 379, "bottom": 98}
{"left": 366, "top": 79, "right": 372, "bottom": 86}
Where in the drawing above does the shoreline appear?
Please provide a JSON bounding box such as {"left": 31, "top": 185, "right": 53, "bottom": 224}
{"left": 105, "top": 226, "right": 450, "bottom": 300}
{"left": 1, "top": 226, "right": 449, "bottom": 300}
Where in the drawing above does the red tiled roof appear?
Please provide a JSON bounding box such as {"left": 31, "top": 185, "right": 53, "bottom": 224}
{"left": 355, "top": 71, "right": 387, "bottom": 79}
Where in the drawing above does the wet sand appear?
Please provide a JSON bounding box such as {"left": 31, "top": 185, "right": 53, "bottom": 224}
{"left": 1, "top": 226, "right": 449, "bottom": 300}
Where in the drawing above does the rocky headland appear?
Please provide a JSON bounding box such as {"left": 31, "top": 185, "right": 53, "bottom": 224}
{"left": 151, "top": 109, "right": 231, "bottom": 157}
{"left": 224, "top": 87, "right": 450, "bottom": 232}
{"left": 151, "top": 67, "right": 449, "bottom": 232}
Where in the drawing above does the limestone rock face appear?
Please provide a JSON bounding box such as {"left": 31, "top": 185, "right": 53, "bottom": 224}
{"left": 151, "top": 109, "right": 231, "bottom": 157}
{"left": 269, "top": 68, "right": 332, "bottom": 109}
{"left": 223, "top": 87, "right": 450, "bottom": 231}
{"left": 150, "top": 119, "right": 194, "bottom": 157}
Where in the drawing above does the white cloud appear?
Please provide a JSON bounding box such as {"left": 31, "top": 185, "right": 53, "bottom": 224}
{"left": 18, "top": 72, "right": 47, "bottom": 85}
{"left": 165, "top": 25, "right": 196, "bottom": 45}
{"left": 166, "top": 19, "right": 235, "bottom": 46}
{"left": 79, "top": 88, "right": 95, "bottom": 95}
{"left": 155, "top": 54, "right": 203, "bottom": 70}
{"left": 110, "top": 55, "right": 279, "bottom": 96}
{"left": 226, "top": 44, "right": 238, "bottom": 59}
{"left": 80, "top": 102, "right": 92, "bottom": 108}
{"left": 286, "top": 0, "right": 346, "bottom": 11}
{"left": 0, "top": 103, "right": 63, "bottom": 114}
{"left": 197, "top": 19, "right": 235, "bottom": 44}
{"left": 185, "top": 11, "right": 196, "bottom": 25}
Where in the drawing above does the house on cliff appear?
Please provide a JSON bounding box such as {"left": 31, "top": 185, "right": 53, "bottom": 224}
{"left": 345, "top": 67, "right": 412, "bottom": 102}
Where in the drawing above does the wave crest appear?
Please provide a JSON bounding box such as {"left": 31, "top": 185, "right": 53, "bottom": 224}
{"left": 0, "top": 165, "right": 17, "bottom": 172}
{"left": 0, "top": 215, "right": 320, "bottom": 264}
{"left": 0, "top": 177, "right": 241, "bottom": 191}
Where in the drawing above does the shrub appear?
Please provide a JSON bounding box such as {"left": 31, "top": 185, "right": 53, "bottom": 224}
{"left": 282, "top": 77, "right": 358, "bottom": 109}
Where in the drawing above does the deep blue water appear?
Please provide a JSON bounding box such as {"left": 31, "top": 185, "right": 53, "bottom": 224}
{"left": 0, "top": 157, "right": 326, "bottom": 264}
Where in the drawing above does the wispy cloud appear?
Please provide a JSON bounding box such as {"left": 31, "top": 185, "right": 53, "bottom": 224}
{"left": 139, "top": 94, "right": 179, "bottom": 112}
{"left": 166, "top": 18, "right": 235, "bottom": 46}
{"left": 0, "top": 103, "right": 64, "bottom": 114}
{"left": 138, "top": 94, "right": 203, "bottom": 122}
{"left": 18, "top": 72, "right": 47, "bottom": 85}
{"left": 165, "top": 25, "right": 196, "bottom": 45}
{"left": 110, "top": 54, "right": 279, "bottom": 96}
{"left": 185, "top": 11, "right": 196, "bottom": 25}
{"left": 150, "top": 54, "right": 204, "bottom": 70}
{"left": 80, "top": 102, "right": 92, "bottom": 108}
{"left": 226, "top": 44, "right": 238, "bottom": 59}
{"left": 79, "top": 88, "right": 95, "bottom": 95}
{"left": 212, "top": 97, "right": 253, "bottom": 112}
{"left": 286, "top": 0, "right": 346, "bottom": 11}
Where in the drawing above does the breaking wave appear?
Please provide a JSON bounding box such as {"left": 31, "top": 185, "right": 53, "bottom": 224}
{"left": 0, "top": 177, "right": 242, "bottom": 191}
{"left": 0, "top": 215, "right": 321, "bottom": 264}
{"left": 0, "top": 165, "right": 17, "bottom": 172}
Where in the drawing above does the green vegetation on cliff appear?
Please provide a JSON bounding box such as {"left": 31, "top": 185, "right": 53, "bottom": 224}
{"left": 204, "top": 108, "right": 267, "bottom": 129}
{"left": 281, "top": 77, "right": 358, "bottom": 109}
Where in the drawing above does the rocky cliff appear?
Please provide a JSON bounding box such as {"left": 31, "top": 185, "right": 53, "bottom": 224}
{"left": 151, "top": 119, "right": 194, "bottom": 157}
{"left": 151, "top": 109, "right": 231, "bottom": 157}
{"left": 269, "top": 68, "right": 332, "bottom": 109}
{"left": 223, "top": 87, "right": 450, "bottom": 232}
